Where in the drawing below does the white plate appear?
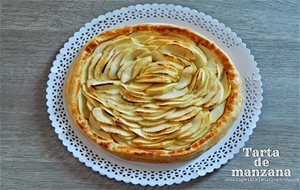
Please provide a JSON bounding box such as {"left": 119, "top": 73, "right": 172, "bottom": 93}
{"left": 46, "top": 4, "right": 263, "bottom": 186}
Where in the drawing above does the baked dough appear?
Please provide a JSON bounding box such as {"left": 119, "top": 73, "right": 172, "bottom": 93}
{"left": 65, "top": 24, "right": 243, "bottom": 163}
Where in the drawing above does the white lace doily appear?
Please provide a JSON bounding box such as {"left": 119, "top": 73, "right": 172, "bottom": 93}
{"left": 46, "top": 4, "right": 263, "bottom": 186}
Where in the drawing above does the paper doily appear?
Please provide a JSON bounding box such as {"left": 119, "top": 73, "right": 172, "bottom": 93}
{"left": 46, "top": 4, "right": 263, "bottom": 186}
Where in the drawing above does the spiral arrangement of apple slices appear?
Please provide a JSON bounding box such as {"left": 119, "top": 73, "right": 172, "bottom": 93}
{"left": 78, "top": 30, "right": 231, "bottom": 150}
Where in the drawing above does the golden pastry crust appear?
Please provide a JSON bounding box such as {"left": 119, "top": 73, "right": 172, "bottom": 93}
{"left": 64, "top": 24, "right": 243, "bottom": 163}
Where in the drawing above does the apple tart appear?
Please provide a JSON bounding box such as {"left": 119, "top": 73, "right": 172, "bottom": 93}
{"left": 65, "top": 24, "right": 243, "bottom": 163}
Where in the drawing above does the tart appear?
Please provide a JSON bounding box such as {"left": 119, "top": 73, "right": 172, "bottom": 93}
{"left": 64, "top": 24, "right": 243, "bottom": 163}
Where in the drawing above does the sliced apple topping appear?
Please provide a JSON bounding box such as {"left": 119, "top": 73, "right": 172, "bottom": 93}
{"left": 77, "top": 29, "right": 232, "bottom": 150}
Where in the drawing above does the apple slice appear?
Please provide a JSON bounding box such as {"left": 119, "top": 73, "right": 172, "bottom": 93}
{"left": 114, "top": 110, "right": 143, "bottom": 123}
{"left": 92, "top": 39, "right": 112, "bottom": 54}
{"left": 120, "top": 62, "right": 135, "bottom": 83}
{"left": 171, "top": 93, "right": 194, "bottom": 102}
{"left": 121, "top": 85, "right": 151, "bottom": 99}
{"left": 157, "top": 94, "right": 194, "bottom": 107}
{"left": 204, "top": 80, "right": 224, "bottom": 107}
{"left": 190, "top": 68, "right": 206, "bottom": 92}
{"left": 173, "top": 139, "right": 191, "bottom": 146}
{"left": 112, "top": 40, "right": 140, "bottom": 53}
{"left": 216, "top": 59, "right": 224, "bottom": 79}
{"left": 142, "top": 66, "right": 179, "bottom": 79}
{"left": 133, "top": 139, "right": 175, "bottom": 149}
{"left": 119, "top": 53, "right": 152, "bottom": 83}
{"left": 176, "top": 112, "right": 203, "bottom": 139}
{"left": 210, "top": 101, "right": 226, "bottom": 123}
{"left": 142, "top": 108, "right": 176, "bottom": 121}
{"left": 175, "top": 65, "right": 196, "bottom": 90}
{"left": 135, "top": 74, "right": 174, "bottom": 83}
{"left": 88, "top": 113, "right": 112, "bottom": 140}
{"left": 114, "top": 117, "right": 141, "bottom": 129}
{"left": 105, "top": 36, "right": 135, "bottom": 52}
{"left": 128, "top": 31, "right": 161, "bottom": 43}
{"left": 121, "top": 84, "right": 148, "bottom": 97}
{"left": 206, "top": 58, "right": 217, "bottom": 76}
{"left": 140, "top": 60, "right": 179, "bottom": 74}
{"left": 219, "top": 71, "right": 231, "bottom": 102}
{"left": 86, "top": 79, "right": 120, "bottom": 88}
{"left": 94, "top": 50, "right": 115, "bottom": 80}
{"left": 87, "top": 54, "right": 102, "bottom": 80}
{"left": 120, "top": 87, "right": 152, "bottom": 103}
{"left": 81, "top": 55, "right": 93, "bottom": 83}
{"left": 145, "top": 83, "right": 176, "bottom": 95}
{"left": 194, "top": 83, "right": 220, "bottom": 106}
{"left": 111, "top": 134, "right": 136, "bottom": 147}
{"left": 157, "top": 60, "right": 185, "bottom": 70}
{"left": 158, "top": 43, "right": 195, "bottom": 61}
{"left": 100, "top": 123, "right": 134, "bottom": 137}
{"left": 138, "top": 120, "right": 166, "bottom": 127}
{"left": 127, "top": 81, "right": 152, "bottom": 92}
{"left": 144, "top": 38, "right": 174, "bottom": 46}
{"left": 86, "top": 38, "right": 117, "bottom": 79}
{"left": 81, "top": 84, "right": 101, "bottom": 105}
{"left": 154, "top": 87, "right": 188, "bottom": 100}
{"left": 91, "top": 92, "right": 109, "bottom": 108}
{"left": 172, "top": 107, "right": 202, "bottom": 122}
{"left": 86, "top": 99, "right": 95, "bottom": 111}
{"left": 164, "top": 143, "right": 190, "bottom": 150}
{"left": 92, "top": 107, "right": 114, "bottom": 125}
{"left": 140, "top": 129, "right": 180, "bottom": 141}
{"left": 150, "top": 124, "right": 181, "bottom": 136}
{"left": 132, "top": 131, "right": 172, "bottom": 145}
{"left": 111, "top": 108, "right": 133, "bottom": 119}
{"left": 191, "top": 44, "right": 208, "bottom": 68}
{"left": 167, "top": 32, "right": 195, "bottom": 44}
{"left": 132, "top": 56, "right": 152, "bottom": 78}
{"left": 165, "top": 106, "right": 195, "bottom": 120}
{"left": 142, "top": 122, "right": 181, "bottom": 133}
{"left": 107, "top": 50, "right": 128, "bottom": 79}
{"left": 134, "top": 107, "right": 168, "bottom": 117}
{"left": 108, "top": 107, "right": 133, "bottom": 117}
{"left": 176, "top": 122, "right": 193, "bottom": 137}
{"left": 158, "top": 97, "right": 194, "bottom": 108}
{"left": 181, "top": 112, "right": 212, "bottom": 143}
{"left": 130, "top": 128, "right": 148, "bottom": 138}
{"left": 98, "top": 88, "right": 120, "bottom": 95}
{"left": 194, "top": 68, "right": 214, "bottom": 97}
{"left": 78, "top": 90, "right": 89, "bottom": 119}
{"left": 104, "top": 44, "right": 140, "bottom": 77}
{"left": 107, "top": 100, "right": 135, "bottom": 116}
{"left": 119, "top": 48, "right": 150, "bottom": 67}
{"left": 117, "top": 48, "right": 149, "bottom": 78}
{"left": 141, "top": 103, "right": 161, "bottom": 109}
